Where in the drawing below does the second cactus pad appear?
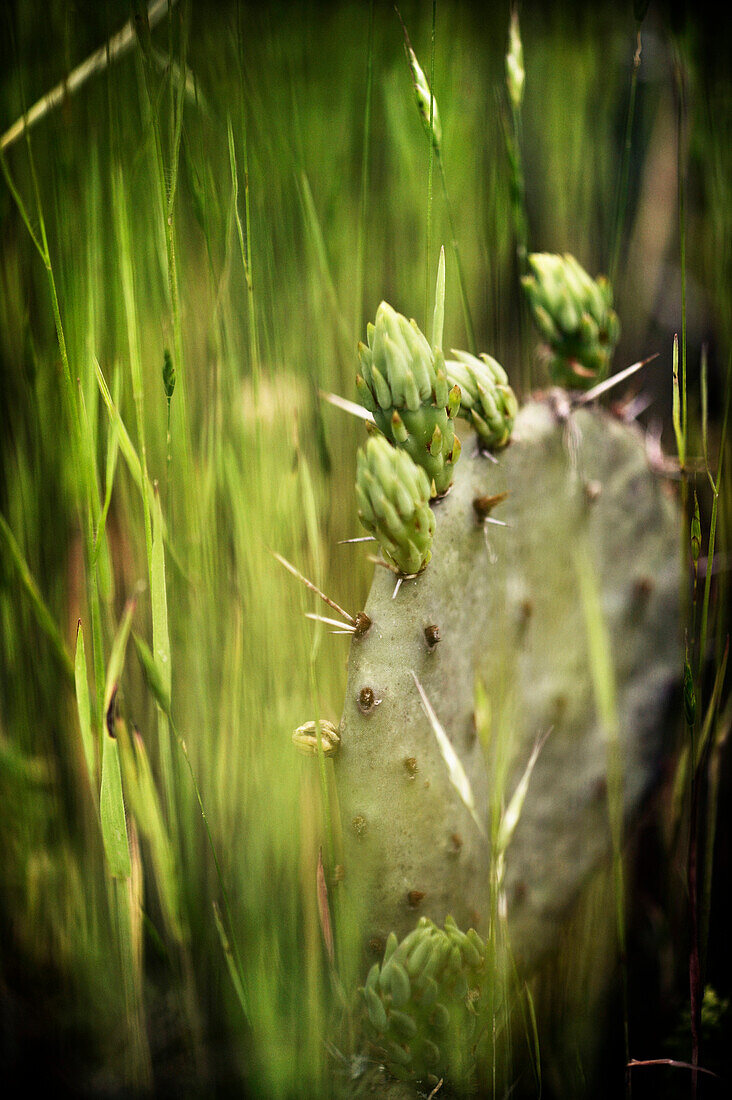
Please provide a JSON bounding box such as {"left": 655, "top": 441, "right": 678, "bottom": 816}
{"left": 522, "top": 253, "right": 620, "bottom": 389}
{"left": 356, "top": 433, "right": 435, "bottom": 576}
{"left": 357, "top": 302, "right": 461, "bottom": 496}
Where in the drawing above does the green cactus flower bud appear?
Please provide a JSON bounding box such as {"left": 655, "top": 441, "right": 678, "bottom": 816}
{"left": 357, "top": 915, "right": 488, "bottom": 1086}
{"left": 358, "top": 302, "right": 462, "bottom": 495}
{"left": 364, "top": 984, "right": 389, "bottom": 1031}
{"left": 356, "top": 433, "right": 435, "bottom": 576}
{"left": 522, "top": 253, "right": 621, "bottom": 389}
{"left": 445, "top": 350, "right": 518, "bottom": 449}
{"left": 429, "top": 1001, "right": 451, "bottom": 1031}
{"left": 406, "top": 935, "right": 435, "bottom": 979}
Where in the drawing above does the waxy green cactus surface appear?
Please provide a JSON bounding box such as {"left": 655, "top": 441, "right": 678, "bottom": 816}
{"left": 337, "top": 395, "right": 680, "bottom": 972}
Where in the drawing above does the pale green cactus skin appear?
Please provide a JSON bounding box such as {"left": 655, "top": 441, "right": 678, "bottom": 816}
{"left": 522, "top": 253, "right": 620, "bottom": 389}
{"left": 357, "top": 302, "right": 461, "bottom": 496}
{"left": 361, "top": 915, "right": 489, "bottom": 1085}
{"left": 445, "top": 350, "right": 518, "bottom": 449}
{"left": 337, "top": 397, "right": 680, "bottom": 977}
{"left": 356, "top": 434, "right": 436, "bottom": 576}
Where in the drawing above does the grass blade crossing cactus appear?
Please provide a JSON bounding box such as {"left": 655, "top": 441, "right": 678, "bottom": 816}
{"left": 445, "top": 349, "right": 518, "bottom": 449}
{"left": 356, "top": 302, "right": 461, "bottom": 496}
{"left": 356, "top": 433, "right": 435, "bottom": 576}
{"left": 522, "top": 253, "right": 620, "bottom": 388}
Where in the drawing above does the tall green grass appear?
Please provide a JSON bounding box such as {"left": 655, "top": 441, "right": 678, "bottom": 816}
{"left": 0, "top": 2, "right": 730, "bottom": 1095}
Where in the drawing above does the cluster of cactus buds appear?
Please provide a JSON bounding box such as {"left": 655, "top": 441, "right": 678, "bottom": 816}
{"left": 356, "top": 301, "right": 461, "bottom": 497}
{"left": 522, "top": 252, "right": 620, "bottom": 389}
{"left": 445, "top": 350, "right": 518, "bottom": 449}
{"left": 356, "top": 434, "right": 435, "bottom": 577}
{"left": 360, "top": 915, "right": 489, "bottom": 1085}
{"left": 353, "top": 293, "right": 520, "bottom": 577}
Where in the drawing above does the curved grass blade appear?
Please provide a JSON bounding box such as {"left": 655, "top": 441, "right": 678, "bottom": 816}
{"left": 75, "top": 620, "right": 96, "bottom": 789}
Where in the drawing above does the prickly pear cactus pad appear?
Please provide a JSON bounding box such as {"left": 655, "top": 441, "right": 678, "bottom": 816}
{"left": 337, "top": 395, "right": 680, "bottom": 971}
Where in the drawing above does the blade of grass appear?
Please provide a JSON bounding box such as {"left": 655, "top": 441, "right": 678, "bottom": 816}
{"left": 112, "top": 165, "right": 153, "bottom": 576}
{"left": 574, "top": 540, "right": 630, "bottom": 1093}
{"left": 698, "top": 354, "right": 730, "bottom": 686}
{"left": 151, "top": 486, "right": 176, "bottom": 825}
{"left": 213, "top": 901, "right": 250, "bottom": 1019}
{"left": 101, "top": 695, "right": 132, "bottom": 880}
{"left": 0, "top": 0, "right": 177, "bottom": 151}
{"left": 609, "top": 15, "right": 644, "bottom": 287}
{"left": 298, "top": 171, "right": 351, "bottom": 350}
{"left": 700, "top": 698, "right": 731, "bottom": 979}
{"left": 0, "top": 512, "right": 74, "bottom": 680}
{"left": 75, "top": 620, "right": 97, "bottom": 791}
{"left": 134, "top": 633, "right": 249, "bottom": 1023}
{"left": 130, "top": 726, "right": 184, "bottom": 942}
{"left": 353, "top": 0, "right": 374, "bottom": 343}
{"left": 411, "top": 670, "right": 486, "bottom": 837}
{"left": 99, "top": 597, "right": 137, "bottom": 875}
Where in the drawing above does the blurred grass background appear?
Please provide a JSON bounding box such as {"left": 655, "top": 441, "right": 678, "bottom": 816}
{"left": 0, "top": 0, "right": 730, "bottom": 1096}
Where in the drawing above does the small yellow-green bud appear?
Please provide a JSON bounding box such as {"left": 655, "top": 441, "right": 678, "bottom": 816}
{"left": 292, "top": 719, "right": 341, "bottom": 757}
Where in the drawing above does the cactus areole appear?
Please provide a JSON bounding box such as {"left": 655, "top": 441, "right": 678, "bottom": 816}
{"left": 337, "top": 395, "right": 680, "bottom": 974}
